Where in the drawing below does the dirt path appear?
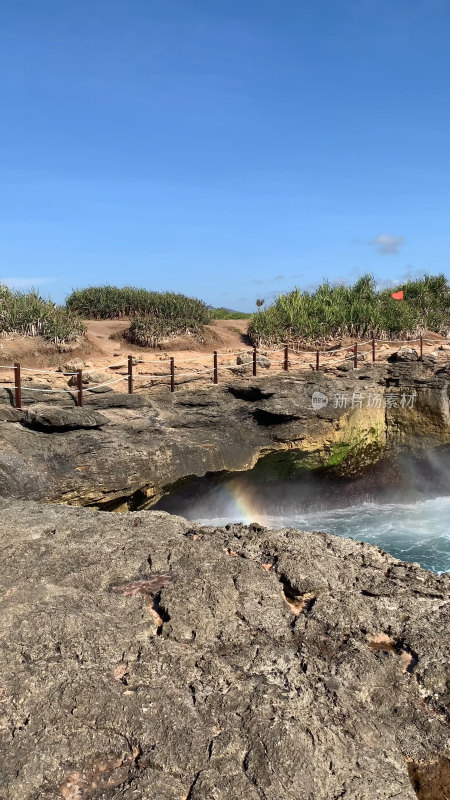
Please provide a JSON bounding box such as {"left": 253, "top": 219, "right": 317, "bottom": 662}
{"left": 0, "top": 319, "right": 251, "bottom": 371}
{"left": 84, "top": 319, "right": 130, "bottom": 363}
{"left": 83, "top": 318, "right": 250, "bottom": 369}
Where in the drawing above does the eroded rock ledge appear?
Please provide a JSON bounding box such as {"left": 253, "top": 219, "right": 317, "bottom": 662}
{"left": 0, "top": 361, "right": 449, "bottom": 508}
{"left": 0, "top": 500, "right": 448, "bottom": 799}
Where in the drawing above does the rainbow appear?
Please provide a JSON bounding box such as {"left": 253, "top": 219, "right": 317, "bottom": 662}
{"left": 221, "top": 480, "right": 269, "bottom": 526}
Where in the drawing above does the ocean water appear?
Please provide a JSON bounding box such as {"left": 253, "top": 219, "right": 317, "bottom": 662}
{"left": 191, "top": 496, "right": 450, "bottom": 574}
{"left": 156, "top": 449, "right": 450, "bottom": 574}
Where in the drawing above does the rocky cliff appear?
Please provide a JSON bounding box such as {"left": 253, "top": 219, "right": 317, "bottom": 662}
{"left": 0, "top": 361, "right": 449, "bottom": 508}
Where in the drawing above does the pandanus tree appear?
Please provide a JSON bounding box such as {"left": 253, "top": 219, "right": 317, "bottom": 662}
{"left": 248, "top": 273, "right": 450, "bottom": 346}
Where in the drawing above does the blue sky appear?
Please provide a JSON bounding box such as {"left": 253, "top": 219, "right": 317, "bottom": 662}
{"left": 1, "top": 0, "right": 449, "bottom": 310}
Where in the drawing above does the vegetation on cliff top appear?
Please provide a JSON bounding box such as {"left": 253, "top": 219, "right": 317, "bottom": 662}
{"left": 248, "top": 274, "right": 450, "bottom": 346}
{"left": 66, "top": 286, "right": 212, "bottom": 322}
{"left": 0, "top": 285, "right": 85, "bottom": 343}
{"left": 124, "top": 313, "right": 208, "bottom": 347}
{"left": 66, "top": 286, "right": 213, "bottom": 347}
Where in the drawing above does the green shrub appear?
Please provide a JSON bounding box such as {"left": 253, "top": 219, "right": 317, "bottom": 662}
{"left": 210, "top": 307, "right": 253, "bottom": 320}
{"left": 124, "top": 314, "right": 207, "bottom": 348}
{"left": 66, "top": 285, "right": 212, "bottom": 324}
{"left": 67, "top": 286, "right": 212, "bottom": 347}
{"left": 248, "top": 274, "right": 450, "bottom": 346}
{"left": 0, "top": 285, "right": 85, "bottom": 343}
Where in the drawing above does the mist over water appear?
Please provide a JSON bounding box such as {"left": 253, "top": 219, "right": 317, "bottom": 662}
{"left": 196, "top": 498, "right": 450, "bottom": 575}
{"left": 157, "top": 448, "right": 450, "bottom": 574}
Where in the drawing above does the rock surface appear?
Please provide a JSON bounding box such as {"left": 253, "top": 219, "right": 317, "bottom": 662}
{"left": 0, "top": 499, "right": 448, "bottom": 800}
{"left": 24, "top": 404, "right": 109, "bottom": 431}
{"left": 0, "top": 407, "right": 25, "bottom": 423}
{"left": 67, "top": 370, "right": 112, "bottom": 387}
{"left": 388, "top": 347, "right": 419, "bottom": 362}
{"left": 62, "top": 359, "right": 87, "bottom": 373}
{"left": 0, "top": 362, "right": 449, "bottom": 508}
{"left": 83, "top": 383, "right": 114, "bottom": 394}
{"left": 236, "top": 353, "right": 271, "bottom": 369}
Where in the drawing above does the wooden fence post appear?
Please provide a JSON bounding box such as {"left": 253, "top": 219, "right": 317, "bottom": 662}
{"left": 14, "top": 362, "right": 21, "bottom": 410}
{"left": 253, "top": 347, "right": 257, "bottom": 377}
{"left": 419, "top": 335, "right": 423, "bottom": 360}
{"left": 372, "top": 335, "right": 376, "bottom": 362}
{"left": 213, "top": 351, "right": 218, "bottom": 384}
{"left": 127, "top": 355, "right": 133, "bottom": 394}
{"left": 170, "top": 357, "right": 175, "bottom": 392}
{"left": 284, "top": 345, "right": 289, "bottom": 371}
{"left": 316, "top": 350, "right": 319, "bottom": 371}
{"left": 76, "top": 369, "right": 83, "bottom": 407}
{"left": 354, "top": 342, "right": 358, "bottom": 369}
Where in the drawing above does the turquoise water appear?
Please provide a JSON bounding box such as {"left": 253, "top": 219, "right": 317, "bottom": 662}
{"left": 193, "top": 496, "right": 450, "bottom": 574}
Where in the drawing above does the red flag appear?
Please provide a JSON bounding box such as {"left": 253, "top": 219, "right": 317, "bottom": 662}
{"left": 391, "top": 290, "right": 404, "bottom": 300}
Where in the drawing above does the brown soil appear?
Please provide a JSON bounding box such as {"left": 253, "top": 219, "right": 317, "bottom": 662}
{"left": 0, "top": 319, "right": 250, "bottom": 371}
{"left": 0, "top": 321, "right": 447, "bottom": 395}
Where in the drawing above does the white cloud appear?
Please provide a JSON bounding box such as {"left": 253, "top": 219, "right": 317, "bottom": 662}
{"left": 0, "top": 277, "right": 55, "bottom": 289}
{"left": 370, "top": 234, "right": 405, "bottom": 255}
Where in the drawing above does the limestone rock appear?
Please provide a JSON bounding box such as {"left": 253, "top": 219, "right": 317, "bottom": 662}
{"left": 62, "top": 359, "right": 86, "bottom": 373}
{"left": 84, "top": 383, "right": 114, "bottom": 393}
{"left": 21, "top": 381, "right": 53, "bottom": 392}
{"left": 22, "top": 375, "right": 52, "bottom": 386}
{"left": 236, "top": 353, "right": 271, "bottom": 369}
{"left": 0, "top": 407, "right": 25, "bottom": 423}
{"left": 0, "top": 365, "right": 448, "bottom": 508}
{"left": 388, "top": 347, "right": 419, "bottom": 362}
{"left": 422, "top": 353, "right": 439, "bottom": 367}
{"left": 0, "top": 500, "right": 448, "bottom": 800}
{"left": 336, "top": 361, "right": 354, "bottom": 371}
{"left": 24, "top": 403, "right": 109, "bottom": 431}
{"left": 85, "top": 392, "right": 149, "bottom": 409}
{"left": 67, "top": 370, "right": 111, "bottom": 387}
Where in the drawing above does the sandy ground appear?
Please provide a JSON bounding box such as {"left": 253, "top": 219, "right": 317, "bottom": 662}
{"left": 0, "top": 319, "right": 249, "bottom": 368}
{"left": 0, "top": 319, "right": 448, "bottom": 396}
{"left": 84, "top": 318, "right": 251, "bottom": 364}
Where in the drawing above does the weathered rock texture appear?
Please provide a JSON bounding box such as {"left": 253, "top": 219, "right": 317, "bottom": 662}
{"left": 0, "top": 362, "right": 449, "bottom": 508}
{"left": 24, "top": 404, "right": 109, "bottom": 432}
{"left": 0, "top": 500, "right": 448, "bottom": 799}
